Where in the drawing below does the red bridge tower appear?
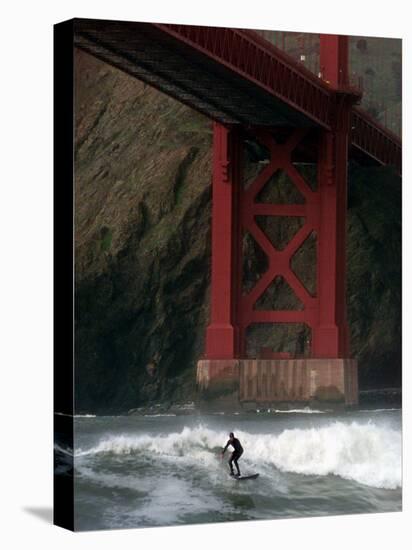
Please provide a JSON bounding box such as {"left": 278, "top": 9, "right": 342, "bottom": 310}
{"left": 197, "top": 35, "right": 358, "bottom": 407}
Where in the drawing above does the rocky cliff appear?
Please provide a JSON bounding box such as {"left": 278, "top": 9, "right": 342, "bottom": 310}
{"left": 74, "top": 48, "right": 401, "bottom": 414}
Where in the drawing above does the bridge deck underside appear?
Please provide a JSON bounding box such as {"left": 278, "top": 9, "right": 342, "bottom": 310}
{"left": 74, "top": 19, "right": 317, "bottom": 128}
{"left": 73, "top": 19, "right": 401, "bottom": 174}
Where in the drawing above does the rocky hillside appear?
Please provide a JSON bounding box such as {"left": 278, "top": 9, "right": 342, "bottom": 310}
{"left": 74, "top": 48, "right": 401, "bottom": 414}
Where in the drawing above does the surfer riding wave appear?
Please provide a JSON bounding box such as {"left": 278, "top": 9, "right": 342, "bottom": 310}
{"left": 221, "top": 432, "right": 243, "bottom": 477}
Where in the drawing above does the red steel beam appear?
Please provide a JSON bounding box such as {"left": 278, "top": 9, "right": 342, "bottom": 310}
{"left": 154, "top": 23, "right": 334, "bottom": 129}
{"left": 74, "top": 20, "right": 401, "bottom": 173}
{"left": 351, "top": 107, "right": 402, "bottom": 175}
{"left": 239, "top": 129, "right": 320, "bottom": 332}
{"left": 155, "top": 24, "right": 400, "bottom": 173}
{"left": 205, "top": 123, "right": 242, "bottom": 359}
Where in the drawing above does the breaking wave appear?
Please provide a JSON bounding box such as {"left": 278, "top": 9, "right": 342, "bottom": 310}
{"left": 75, "top": 421, "right": 401, "bottom": 490}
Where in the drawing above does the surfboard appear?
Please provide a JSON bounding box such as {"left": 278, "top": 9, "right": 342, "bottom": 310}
{"left": 232, "top": 473, "right": 259, "bottom": 481}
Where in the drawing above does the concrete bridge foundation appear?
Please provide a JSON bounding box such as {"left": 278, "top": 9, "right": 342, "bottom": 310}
{"left": 196, "top": 358, "right": 358, "bottom": 409}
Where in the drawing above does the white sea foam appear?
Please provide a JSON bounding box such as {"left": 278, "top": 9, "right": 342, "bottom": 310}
{"left": 143, "top": 414, "right": 177, "bottom": 417}
{"left": 75, "top": 421, "right": 401, "bottom": 490}
{"left": 75, "top": 464, "right": 225, "bottom": 526}
{"left": 54, "top": 443, "right": 73, "bottom": 456}
{"left": 247, "top": 421, "right": 401, "bottom": 489}
{"left": 272, "top": 407, "right": 327, "bottom": 414}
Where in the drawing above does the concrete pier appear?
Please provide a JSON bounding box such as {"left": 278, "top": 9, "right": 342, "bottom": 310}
{"left": 196, "top": 358, "right": 358, "bottom": 409}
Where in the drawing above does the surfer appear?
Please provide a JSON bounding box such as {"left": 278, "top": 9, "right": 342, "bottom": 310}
{"left": 221, "top": 432, "right": 243, "bottom": 477}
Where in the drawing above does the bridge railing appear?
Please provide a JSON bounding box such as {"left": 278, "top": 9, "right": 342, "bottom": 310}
{"left": 253, "top": 30, "right": 321, "bottom": 77}
{"left": 253, "top": 30, "right": 401, "bottom": 138}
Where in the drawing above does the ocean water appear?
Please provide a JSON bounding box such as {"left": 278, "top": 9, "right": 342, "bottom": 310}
{"left": 61, "top": 408, "right": 401, "bottom": 530}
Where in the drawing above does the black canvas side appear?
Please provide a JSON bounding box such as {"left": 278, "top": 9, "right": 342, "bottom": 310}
{"left": 53, "top": 18, "right": 75, "bottom": 532}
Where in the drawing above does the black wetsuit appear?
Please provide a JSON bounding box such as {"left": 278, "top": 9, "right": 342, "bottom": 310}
{"left": 223, "top": 438, "right": 244, "bottom": 476}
